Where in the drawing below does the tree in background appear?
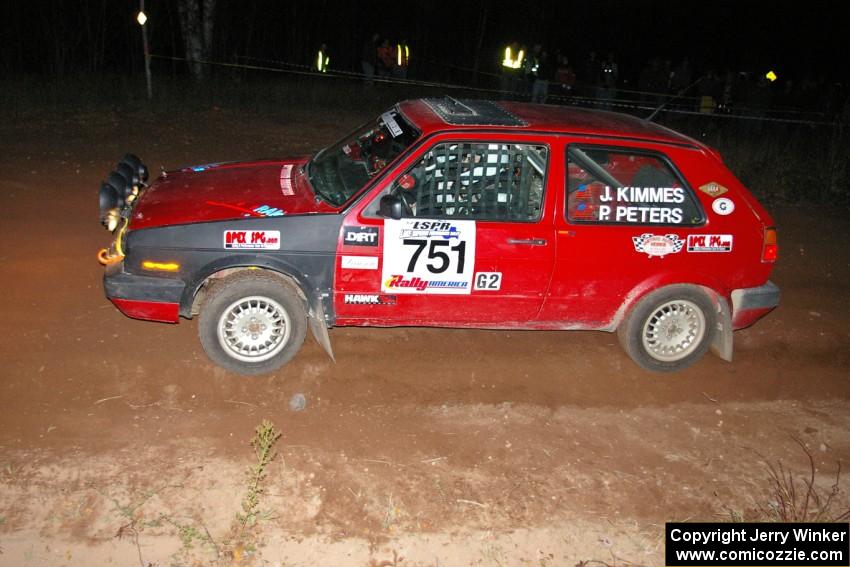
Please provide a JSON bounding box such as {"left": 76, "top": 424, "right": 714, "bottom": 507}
{"left": 177, "top": 0, "right": 216, "bottom": 81}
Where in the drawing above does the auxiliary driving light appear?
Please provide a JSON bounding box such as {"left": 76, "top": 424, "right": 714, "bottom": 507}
{"left": 105, "top": 172, "right": 128, "bottom": 208}
{"left": 122, "top": 153, "right": 149, "bottom": 184}
{"left": 99, "top": 182, "right": 119, "bottom": 217}
{"left": 105, "top": 208, "right": 121, "bottom": 232}
{"left": 116, "top": 162, "right": 141, "bottom": 191}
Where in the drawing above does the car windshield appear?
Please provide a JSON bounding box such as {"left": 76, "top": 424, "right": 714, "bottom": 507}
{"left": 308, "top": 109, "right": 419, "bottom": 207}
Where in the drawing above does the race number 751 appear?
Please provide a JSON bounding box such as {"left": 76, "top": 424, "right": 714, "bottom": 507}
{"left": 403, "top": 239, "right": 466, "bottom": 274}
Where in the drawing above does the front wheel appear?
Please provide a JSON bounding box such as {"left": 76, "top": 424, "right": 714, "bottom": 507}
{"left": 617, "top": 285, "right": 716, "bottom": 373}
{"left": 198, "top": 272, "right": 307, "bottom": 375}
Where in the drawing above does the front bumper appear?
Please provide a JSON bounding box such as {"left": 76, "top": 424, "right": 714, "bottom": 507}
{"left": 730, "top": 280, "right": 780, "bottom": 329}
{"left": 104, "top": 261, "right": 185, "bottom": 323}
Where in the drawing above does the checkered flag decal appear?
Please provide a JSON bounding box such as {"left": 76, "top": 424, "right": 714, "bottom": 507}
{"left": 632, "top": 233, "right": 684, "bottom": 253}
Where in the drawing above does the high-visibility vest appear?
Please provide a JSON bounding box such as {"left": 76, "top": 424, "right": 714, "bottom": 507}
{"left": 396, "top": 43, "right": 410, "bottom": 68}
{"left": 316, "top": 50, "right": 330, "bottom": 73}
{"left": 502, "top": 46, "right": 524, "bottom": 70}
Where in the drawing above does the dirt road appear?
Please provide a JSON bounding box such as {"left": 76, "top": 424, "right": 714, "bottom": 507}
{"left": 1, "top": 101, "right": 848, "bottom": 566}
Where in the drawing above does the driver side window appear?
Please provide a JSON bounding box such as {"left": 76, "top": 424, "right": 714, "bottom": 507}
{"left": 381, "top": 142, "right": 548, "bottom": 221}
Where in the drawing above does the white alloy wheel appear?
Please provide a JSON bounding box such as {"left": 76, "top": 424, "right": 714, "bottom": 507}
{"left": 217, "top": 295, "right": 292, "bottom": 363}
{"left": 640, "top": 299, "right": 706, "bottom": 362}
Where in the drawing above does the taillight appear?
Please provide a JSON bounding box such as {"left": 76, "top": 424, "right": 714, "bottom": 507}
{"left": 762, "top": 227, "right": 778, "bottom": 263}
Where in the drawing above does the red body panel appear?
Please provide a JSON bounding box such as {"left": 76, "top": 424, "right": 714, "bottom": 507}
{"left": 130, "top": 157, "right": 336, "bottom": 230}
{"left": 111, "top": 298, "right": 180, "bottom": 323}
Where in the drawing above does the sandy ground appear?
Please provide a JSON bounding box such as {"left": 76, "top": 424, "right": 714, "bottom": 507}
{"left": 0, "top": 99, "right": 849, "bottom": 566}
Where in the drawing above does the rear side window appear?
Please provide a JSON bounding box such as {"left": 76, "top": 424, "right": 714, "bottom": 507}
{"left": 566, "top": 146, "right": 703, "bottom": 225}
{"left": 396, "top": 142, "right": 548, "bottom": 221}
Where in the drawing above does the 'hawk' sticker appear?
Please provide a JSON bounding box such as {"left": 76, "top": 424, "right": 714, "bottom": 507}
{"left": 344, "top": 294, "right": 396, "bottom": 305}
{"left": 632, "top": 234, "right": 684, "bottom": 258}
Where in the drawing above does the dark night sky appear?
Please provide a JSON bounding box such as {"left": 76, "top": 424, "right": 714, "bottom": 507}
{"left": 1, "top": 1, "right": 847, "bottom": 84}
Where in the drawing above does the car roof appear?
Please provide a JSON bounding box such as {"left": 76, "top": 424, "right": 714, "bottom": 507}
{"left": 397, "top": 98, "right": 705, "bottom": 149}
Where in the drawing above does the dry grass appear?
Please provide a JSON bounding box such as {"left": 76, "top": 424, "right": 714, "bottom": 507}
{"left": 723, "top": 437, "right": 850, "bottom": 523}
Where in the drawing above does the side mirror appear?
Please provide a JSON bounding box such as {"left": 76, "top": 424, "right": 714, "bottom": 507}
{"left": 378, "top": 194, "right": 403, "bottom": 220}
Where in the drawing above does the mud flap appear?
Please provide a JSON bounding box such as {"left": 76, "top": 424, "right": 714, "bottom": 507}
{"left": 710, "top": 297, "right": 733, "bottom": 362}
{"left": 308, "top": 297, "right": 335, "bottom": 362}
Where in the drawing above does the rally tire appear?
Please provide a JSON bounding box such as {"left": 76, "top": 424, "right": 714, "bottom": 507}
{"left": 198, "top": 272, "right": 307, "bottom": 376}
{"left": 617, "top": 285, "right": 716, "bottom": 373}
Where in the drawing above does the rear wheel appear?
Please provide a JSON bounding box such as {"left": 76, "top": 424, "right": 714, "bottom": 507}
{"left": 618, "top": 285, "right": 715, "bottom": 372}
{"left": 199, "top": 272, "right": 306, "bottom": 375}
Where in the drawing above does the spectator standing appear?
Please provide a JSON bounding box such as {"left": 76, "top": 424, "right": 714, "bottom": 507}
{"left": 315, "top": 43, "right": 330, "bottom": 73}
{"left": 638, "top": 58, "right": 667, "bottom": 103}
{"left": 553, "top": 54, "right": 576, "bottom": 100}
{"left": 501, "top": 41, "right": 525, "bottom": 99}
{"left": 529, "top": 45, "right": 552, "bottom": 103}
{"left": 580, "top": 51, "right": 601, "bottom": 99}
{"left": 698, "top": 69, "right": 722, "bottom": 113}
{"left": 597, "top": 52, "right": 618, "bottom": 107}
{"left": 376, "top": 38, "right": 395, "bottom": 77}
{"left": 361, "top": 33, "right": 379, "bottom": 82}
{"left": 670, "top": 58, "right": 692, "bottom": 93}
{"left": 393, "top": 39, "right": 410, "bottom": 79}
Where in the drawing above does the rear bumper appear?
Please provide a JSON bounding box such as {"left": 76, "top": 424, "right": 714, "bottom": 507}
{"left": 731, "top": 280, "right": 780, "bottom": 329}
{"left": 104, "top": 262, "right": 184, "bottom": 323}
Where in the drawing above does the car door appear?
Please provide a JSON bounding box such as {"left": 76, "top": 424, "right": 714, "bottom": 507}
{"left": 540, "top": 140, "right": 708, "bottom": 327}
{"left": 334, "top": 135, "right": 557, "bottom": 326}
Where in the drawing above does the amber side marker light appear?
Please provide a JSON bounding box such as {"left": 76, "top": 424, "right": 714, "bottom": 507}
{"left": 762, "top": 227, "right": 778, "bottom": 263}
{"left": 142, "top": 260, "right": 180, "bottom": 272}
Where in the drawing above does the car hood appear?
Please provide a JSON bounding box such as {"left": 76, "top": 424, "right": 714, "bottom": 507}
{"left": 129, "top": 157, "right": 336, "bottom": 230}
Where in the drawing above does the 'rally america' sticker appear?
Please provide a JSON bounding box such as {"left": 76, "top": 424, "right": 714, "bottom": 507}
{"left": 632, "top": 233, "right": 684, "bottom": 258}
{"left": 687, "top": 234, "right": 733, "bottom": 253}
{"left": 223, "top": 230, "right": 280, "bottom": 250}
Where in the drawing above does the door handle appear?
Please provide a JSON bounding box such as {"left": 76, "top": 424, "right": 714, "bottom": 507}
{"left": 507, "top": 238, "right": 548, "bottom": 246}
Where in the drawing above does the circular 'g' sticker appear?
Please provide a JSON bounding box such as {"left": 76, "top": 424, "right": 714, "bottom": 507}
{"left": 712, "top": 198, "right": 735, "bottom": 215}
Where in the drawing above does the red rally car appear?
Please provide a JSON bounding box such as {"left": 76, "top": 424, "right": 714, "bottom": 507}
{"left": 97, "top": 98, "right": 779, "bottom": 375}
